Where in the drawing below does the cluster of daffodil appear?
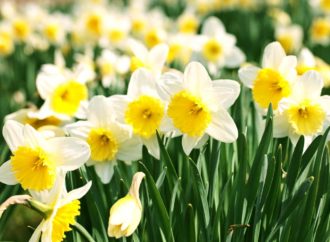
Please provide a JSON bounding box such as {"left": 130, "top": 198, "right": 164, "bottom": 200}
{"left": 0, "top": 0, "right": 330, "bottom": 241}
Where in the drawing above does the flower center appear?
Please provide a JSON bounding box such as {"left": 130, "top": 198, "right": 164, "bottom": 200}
{"left": 179, "top": 16, "right": 198, "bottom": 34}
{"left": 321, "top": 0, "right": 330, "bottom": 11}
{"left": 168, "top": 91, "right": 211, "bottom": 137}
{"left": 11, "top": 146, "right": 56, "bottom": 191}
{"left": 25, "top": 116, "right": 62, "bottom": 129}
{"left": 51, "top": 80, "right": 88, "bottom": 116}
{"left": 144, "top": 29, "right": 162, "bottom": 48}
{"left": 13, "top": 20, "right": 30, "bottom": 40}
{"left": 125, "top": 95, "right": 164, "bottom": 138}
{"left": 87, "top": 128, "right": 119, "bottom": 162}
{"left": 287, "top": 99, "right": 326, "bottom": 136}
{"left": 312, "top": 19, "right": 330, "bottom": 39}
{"left": 202, "top": 38, "right": 223, "bottom": 62}
{"left": 252, "top": 68, "right": 291, "bottom": 109}
{"left": 44, "top": 23, "right": 59, "bottom": 41}
{"left": 100, "top": 62, "right": 114, "bottom": 76}
{"left": 86, "top": 13, "right": 102, "bottom": 36}
{"left": 108, "top": 29, "right": 125, "bottom": 43}
{"left": 52, "top": 200, "right": 80, "bottom": 242}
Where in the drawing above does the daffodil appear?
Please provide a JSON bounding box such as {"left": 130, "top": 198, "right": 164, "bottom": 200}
{"left": 29, "top": 177, "right": 92, "bottom": 242}
{"left": 128, "top": 39, "right": 169, "bottom": 77}
{"left": 195, "top": 16, "right": 245, "bottom": 75}
{"left": 0, "top": 120, "right": 90, "bottom": 191}
{"left": 96, "top": 49, "right": 130, "bottom": 88}
{"left": 66, "top": 96, "right": 142, "bottom": 183}
{"left": 239, "top": 41, "right": 297, "bottom": 110}
{"left": 158, "top": 62, "right": 240, "bottom": 155}
{"left": 310, "top": 17, "right": 330, "bottom": 46}
{"left": 274, "top": 70, "right": 330, "bottom": 147}
{"left": 108, "top": 172, "right": 145, "bottom": 239}
{"left": 35, "top": 57, "right": 91, "bottom": 120}
{"left": 275, "top": 24, "right": 303, "bottom": 54}
{"left": 109, "top": 69, "right": 167, "bottom": 159}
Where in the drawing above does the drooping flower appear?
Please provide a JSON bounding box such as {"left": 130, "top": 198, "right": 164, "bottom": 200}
{"left": 158, "top": 61, "right": 240, "bottom": 155}
{"left": 0, "top": 120, "right": 90, "bottom": 191}
{"left": 29, "top": 176, "right": 92, "bottom": 242}
{"left": 273, "top": 70, "right": 330, "bottom": 147}
{"left": 108, "top": 172, "right": 145, "bottom": 239}
{"left": 239, "top": 41, "right": 297, "bottom": 110}
{"left": 66, "top": 96, "right": 142, "bottom": 183}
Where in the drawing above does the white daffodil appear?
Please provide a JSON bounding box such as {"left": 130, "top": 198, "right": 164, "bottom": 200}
{"left": 96, "top": 49, "right": 130, "bottom": 88}
{"left": 310, "top": 17, "right": 330, "bottom": 46}
{"left": 66, "top": 96, "right": 142, "bottom": 183}
{"left": 275, "top": 24, "right": 303, "bottom": 54}
{"left": 274, "top": 70, "right": 330, "bottom": 147}
{"left": 158, "top": 61, "right": 240, "bottom": 155}
{"left": 195, "top": 16, "right": 245, "bottom": 75}
{"left": 109, "top": 68, "right": 168, "bottom": 159}
{"left": 0, "top": 120, "right": 90, "bottom": 191}
{"left": 35, "top": 56, "right": 91, "bottom": 120}
{"left": 108, "top": 172, "right": 145, "bottom": 239}
{"left": 29, "top": 176, "right": 92, "bottom": 242}
{"left": 239, "top": 41, "right": 298, "bottom": 111}
{"left": 128, "top": 39, "right": 169, "bottom": 77}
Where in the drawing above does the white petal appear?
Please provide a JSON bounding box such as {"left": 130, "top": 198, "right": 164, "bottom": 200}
{"left": 94, "top": 163, "right": 114, "bottom": 184}
{"left": 24, "top": 124, "right": 45, "bottom": 149}
{"left": 262, "top": 42, "right": 286, "bottom": 69}
{"left": 36, "top": 65, "right": 65, "bottom": 100}
{"left": 47, "top": 137, "right": 90, "bottom": 171}
{"left": 127, "top": 68, "right": 157, "bottom": 98}
{"left": 157, "top": 71, "right": 183, "bottom": 102}
{"left": 224, "top": 47, "right": 246, "bottom": 68}
{"left": 142, "top": 135, "right": 160, "bottom": 159}
{"left": 3, "top": 120, "right": 24, "bottom": 151}
{"left": 129, "top": 39, "right": 148, "bottom": 60}
{"left": 202, "top": 17, "right": 226, "bottom": 37}
{"left": 205, "top": 79, "right": 240, "bottom": 109}
{"left": 65, "top": 121, "right": 92, "bottom": 139}
{"left": 62, "top": 181, "right": 92, "bottom": 205}
{"left": 279, "top": 55, "right": 297, "bottom": 77}
{"left": 110, "top": 199, "right": 136, "bottom": 225}
{"left": 107, "top": 95, "right": 130, "bottom": 123}
{"left": 75, "top": 100, "right": 88, "bottom": 119}
{"left": 183, "top": 62, "right": 212, "bottom": 96}
{"left": 182, "top": 134, "right": 202, "bottom": 155}
{"left": 238, "top": 65, "right": 260, "bottom": 88}
{"left": 117, "top": 136, "right": 143, "bottom": 162}
{"left": 206, "top": 108, "right": 238, "bottom": 142}
{"left": 148, "top": 43, "right": 169, "bottom": 76}
{"left": 88, "top": 96, "right": 115, "bottom": 127}
{"left": 195, "top": 134, "right": 209, "bottom": 149}
{"left": 0, "top": 161, "right": 17, "bottom": 185}
{"left": 299, "top": 70, "right": 323, "bottom": 99}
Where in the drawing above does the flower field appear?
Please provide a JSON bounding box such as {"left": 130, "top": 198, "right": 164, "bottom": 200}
{"left": 0, "top": 0, "right": 330, "bottom": 241}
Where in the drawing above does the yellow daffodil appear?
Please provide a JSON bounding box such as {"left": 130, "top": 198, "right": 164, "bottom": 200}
{"left": 66, "top": 96, "right": 142, "bottom": 183}
{"left": 158, "top": 62, "right": 240, "bottom": 155}
{"left": 0, "top": 120, "right": 90, "bottom": 191}
{"left": 108, "top": 172, "right": 145, "bottom": 238}
{"left": 239, "top": 41, "right": 297, "bottom": 110}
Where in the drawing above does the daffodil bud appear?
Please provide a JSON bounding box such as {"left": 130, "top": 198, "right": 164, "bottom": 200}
{"left": 108, "top": 172, "right": 145, "bottom": 238}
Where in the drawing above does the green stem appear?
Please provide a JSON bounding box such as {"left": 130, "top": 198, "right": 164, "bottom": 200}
{"left": 72, "top": 222, "right": 96, "bottom": 242}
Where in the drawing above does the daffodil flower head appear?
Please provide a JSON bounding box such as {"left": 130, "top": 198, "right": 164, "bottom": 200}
{"left": 239, "top": 41, "right": 298, "bottom": 110}
{"left": 28, "top": 176, "right": 92, "bottom": 242}
{"left": 66, "top": 95, "right": 142, "bottom": 183}
{"left": 158, "top": 61, "right": 240, "bottom": 155}
{"left": 274, "top": 70, "right": 330, "bottom": 147}
{"left": 108, "top": 172, "right": 145, "bottom": 239}
{"left": 109, "top": 68, "right": 167, "bottom": 159}
{"left": 0, "top": 120, "right": 90, "bottom": 191}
